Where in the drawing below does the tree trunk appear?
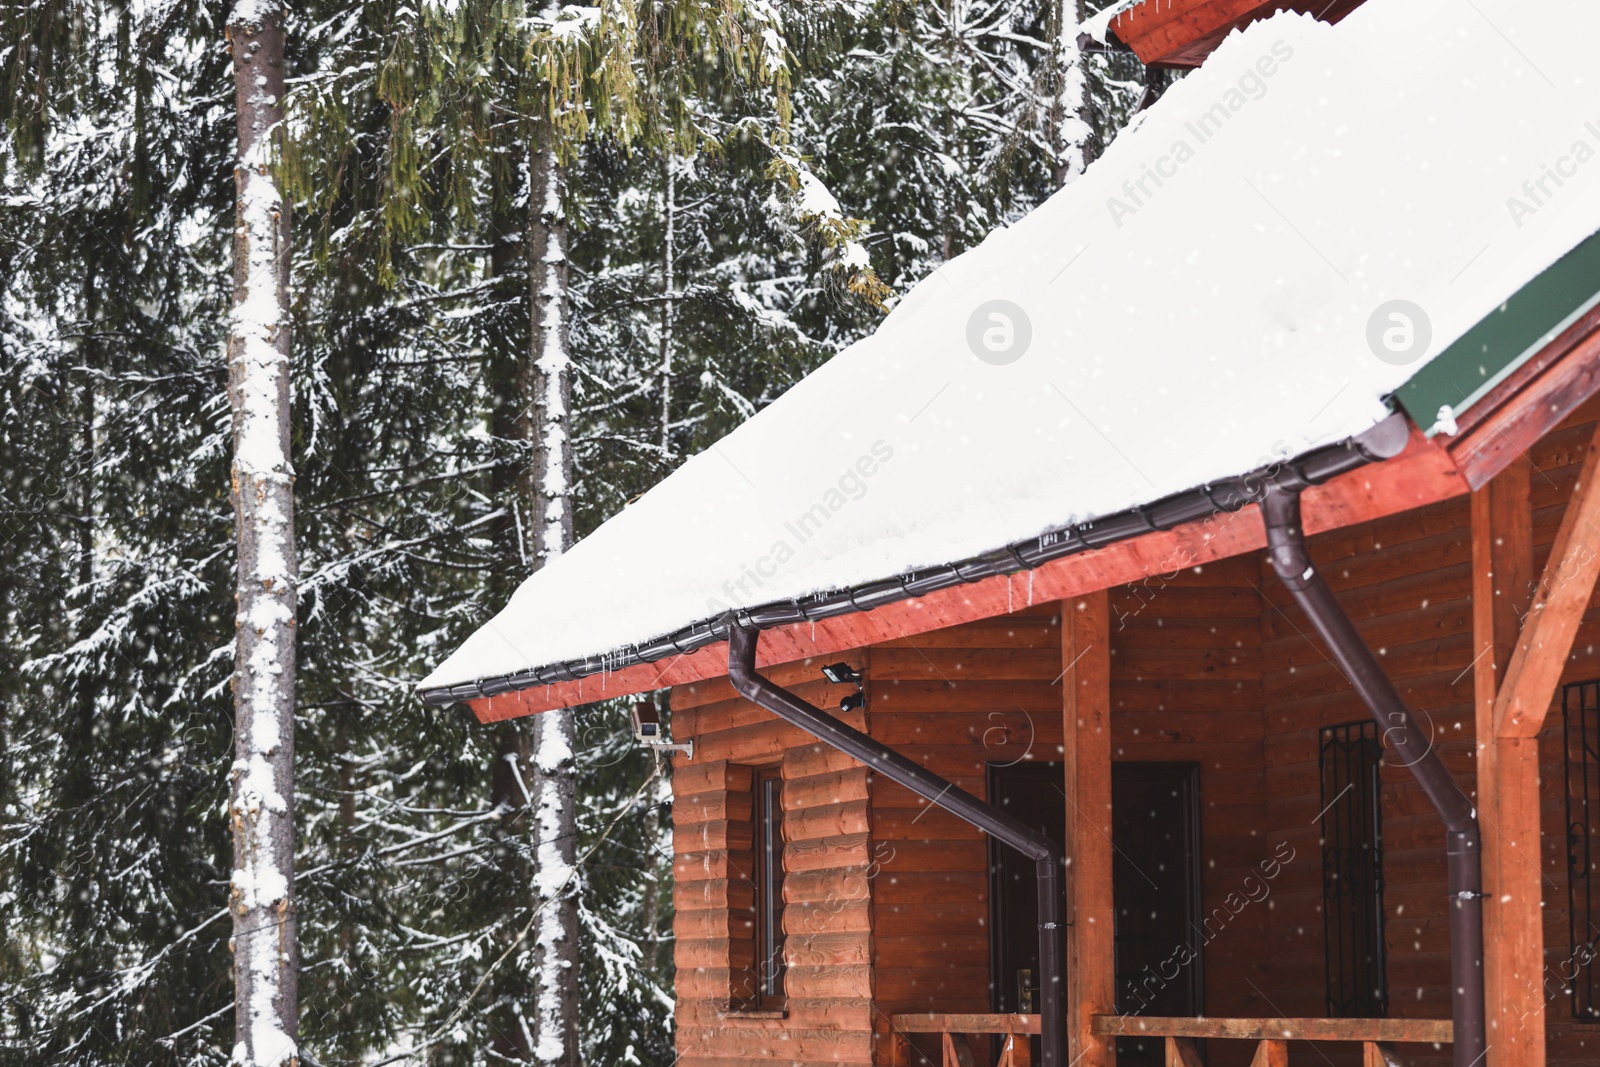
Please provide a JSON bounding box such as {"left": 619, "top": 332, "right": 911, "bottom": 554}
{"left": 527, "top": 140, "right": 581, "bottom": 1067}
{"left": 658, "top": 153, "right": 675, "bottom": 458}
{"left": 487, "top": 147, "right": 538, "bottom": 1065}
{"left": 1050, "top": 0, "right": 1096, "bottom": 190}
{"left": 226, "top": 6, "right": 298, "bottom": 1066}
{"left": 491, "top": 719, "right": 536, "bottom": 1063}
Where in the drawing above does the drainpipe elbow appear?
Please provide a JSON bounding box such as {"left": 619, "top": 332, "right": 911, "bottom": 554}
{"left": 1261, "top": 488, "right": 1316, "bottom": 592}
{"left": 725, "top": 620, "right": 762, "bottom": 701}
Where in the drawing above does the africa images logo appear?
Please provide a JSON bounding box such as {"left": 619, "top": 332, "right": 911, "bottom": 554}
{"left": 966, "top": 300, "right": 1033, "bottom": 365}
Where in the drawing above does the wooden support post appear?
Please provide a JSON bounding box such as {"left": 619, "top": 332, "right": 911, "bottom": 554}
{"left": 1478, "top": 420, "right": 1600, "bottom": 1064}
{"left": 1064, "top": 591, "right": 1114, "bottom": 1067}
{"left": 1473, "top": 454, "right": 1543, "bottom": 1067}
{"left": 1164, "top": 1037, "right": 1204, "bottom": 1067}
{"left": 1248, "top": 1040, "right": 1288, "bottom": 1067}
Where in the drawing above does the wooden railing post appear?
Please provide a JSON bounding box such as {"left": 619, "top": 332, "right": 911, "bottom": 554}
{"left": 1249, "top": 1040, "right": 1287, "bottom": 1067}
{"left": 942, "top": 1031, "right": 975, "bottom": 1067}
{"left": 1064, "top": 592, "right": 1115, "bottom": 1067}
{"left": 1164, "top": 1037, "right": 1203, "bottom": 1067}
{"left": 998, "top": 1033, "right": 1032, "bottom": 1067}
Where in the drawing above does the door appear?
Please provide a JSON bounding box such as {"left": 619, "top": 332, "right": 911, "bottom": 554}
{"left": 1112, "top": 762, "right": 1205, "bottom": 1067}
{"left": 988, "top": 762, "right": 1068, "bottom": 1067}
{"left": 988, "top": 762, "right": 1203, "bottom": 1067}
{"left": 988, "top": 762, "right": 1068, "bottom": 1021}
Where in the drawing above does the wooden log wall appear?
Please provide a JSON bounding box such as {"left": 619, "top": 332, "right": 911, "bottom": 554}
{"left": 671, "top": 654, "right": 878, "bottom": 1067}
{"left": 867, "top": 605, "right": 1066, "bottom": 1066}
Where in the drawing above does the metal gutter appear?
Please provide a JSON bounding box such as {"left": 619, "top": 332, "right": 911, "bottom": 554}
{"left": 1261, "top": 487, "right": 1485, "bottom": 1067}
{"left": 725, "top": 626, "right": 1068, "bottom": 1067}
{"left": 421, "top": 413, "right": 1411, "bottom": 706}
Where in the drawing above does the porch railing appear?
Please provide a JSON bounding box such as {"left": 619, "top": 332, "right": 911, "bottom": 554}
{"left": 888, "top": 1013, "right": 1039, "bottom": 1067}
{"left": 887, "top": 1013, "right": 1453, "bottom": 1067}
{"left": 1092, "top": 1015, "right": 1454, "bottom": 1066}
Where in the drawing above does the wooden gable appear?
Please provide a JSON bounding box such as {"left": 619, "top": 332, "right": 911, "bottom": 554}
{"left": 1110, "top": 0, "right": 1368, "bottom": 68}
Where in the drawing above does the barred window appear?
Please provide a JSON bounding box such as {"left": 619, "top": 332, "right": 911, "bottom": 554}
{"left": 1320, "top": 720, "right": 1387, "bottom": 1018}
{"left": 1563, "top": 680, "right": 1600, "bottom": 1022}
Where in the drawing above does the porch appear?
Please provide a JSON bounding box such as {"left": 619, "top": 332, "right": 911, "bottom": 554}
{"left": 666, "top": 405, "right": 1600, "bottom": 1067}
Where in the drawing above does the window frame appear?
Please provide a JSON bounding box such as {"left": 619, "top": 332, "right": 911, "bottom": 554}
{"left": 750, "top": 766, "right": 786, "bottom": 1009}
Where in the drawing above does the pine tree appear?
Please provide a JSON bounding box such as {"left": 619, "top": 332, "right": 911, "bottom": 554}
{"left": 0, "top": 2, "right": 1156, "bottom": 1064}
{"left": 1, "top": 0, "right": 240, "bottom": 1060}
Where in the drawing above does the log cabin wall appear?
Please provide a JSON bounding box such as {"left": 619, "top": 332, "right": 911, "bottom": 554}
{"left": 865, "top": 605, "right": 1066, "bottom": 1067}
{"left": 670, "top": 654, "right": 877, "bottom": 1067}
{"left": 1104, "top": 555, "right": 1273, "bottom": 1067}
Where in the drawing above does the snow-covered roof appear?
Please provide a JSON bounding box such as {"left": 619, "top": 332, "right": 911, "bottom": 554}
{"left": 423, "top": 0, "right": 1600, "bottom": 697}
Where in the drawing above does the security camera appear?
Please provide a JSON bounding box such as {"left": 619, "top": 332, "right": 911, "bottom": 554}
{"left": 631, "top": 700, "right": 692, "bottom": 760}
{"left": 631, "top": 701, "right": 662, "bottom": 743}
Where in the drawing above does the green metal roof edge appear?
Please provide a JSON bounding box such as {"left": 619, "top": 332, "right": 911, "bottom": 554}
{"left": 1394, "top": 226, "right": 1600, "bottom": 437}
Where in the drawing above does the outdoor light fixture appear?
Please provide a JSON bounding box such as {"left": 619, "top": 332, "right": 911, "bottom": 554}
{"left": 630, "top": 701, "right": 693, "bottom": 760}
{"left": 821, "top": 663, "right": 865, "bottom": 713}
{"left": 820, "top": 663, "right": 860, "bottom": 685}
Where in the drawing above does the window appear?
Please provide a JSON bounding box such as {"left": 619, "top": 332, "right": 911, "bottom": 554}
{"left": 1563, "top": 680, "right": 1600, "bottom": 1021}
{"left": 1319, "top": 720, "right": 1387, "bottom": 1018}
{"left": 730, "top": 765, "right": 785, "bottom": 1011}
{"left": 753, "top": 768, "right": 786, "bottom": 1007}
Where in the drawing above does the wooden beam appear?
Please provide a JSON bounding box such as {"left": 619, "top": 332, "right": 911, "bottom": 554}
{"left": 1090, "top": 1016, "right": 1453, "bottom": 1044}
{"left": 1065, "top": 592, "right": 1115, "bottom": 1067}
{"left": 1447, "top": 303, "right": 1600, "bottom": 489}
{"left": 1472, "top": 457, "right": 1544, "bottom": 1067}
{"left": 1495, "top": 419, "right": 1600, "bottom": 738}
{"left": 890, "top": 1014, "right": 1041, "bottom": 1036}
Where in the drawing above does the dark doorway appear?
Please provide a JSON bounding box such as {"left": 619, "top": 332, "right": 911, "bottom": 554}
{"left": 988, "top": 761, "right": 1068, "bottom": 1067}
{"left": 988, "top": 762, "right": 1068, "bottom": 1020}
{"left": 1112, "top": 762, "right": 1205, "bottom": 1067}
{"left": 988, "top": 762, "right": 1203, "bottom": 1067}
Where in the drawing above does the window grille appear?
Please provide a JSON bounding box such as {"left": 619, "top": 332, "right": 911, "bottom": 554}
{"left": 1563, "top": 680, "right": 1600, "bottom": 1022}
{"left": 1320, "top": 719, "right": 1388, "bottom": 1018}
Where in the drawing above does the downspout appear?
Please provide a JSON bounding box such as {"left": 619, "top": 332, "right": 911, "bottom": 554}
{"left": 1261, "top": 488, "right": 1485, "bottom": 1067}
{"left": 726, "top": 625, "right": 1069, "bottom": 1067}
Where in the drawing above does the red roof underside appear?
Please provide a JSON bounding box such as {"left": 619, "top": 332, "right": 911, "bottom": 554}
{"left": 1112, "top": 0, "right": 1368, "bottom": 69}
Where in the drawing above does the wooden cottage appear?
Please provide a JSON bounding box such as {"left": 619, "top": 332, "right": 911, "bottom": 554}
{"left": 421, "top": 2, "right": 1600, "bottom": 1067}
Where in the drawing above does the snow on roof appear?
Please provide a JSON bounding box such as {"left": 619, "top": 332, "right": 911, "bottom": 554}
{"left": 423, "top": 0, "right": 1600, "bottom": 693}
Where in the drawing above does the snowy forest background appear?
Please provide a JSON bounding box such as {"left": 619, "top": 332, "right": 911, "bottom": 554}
{"left": 0, "top": 2, "right": 1153, "bottom": 1063}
